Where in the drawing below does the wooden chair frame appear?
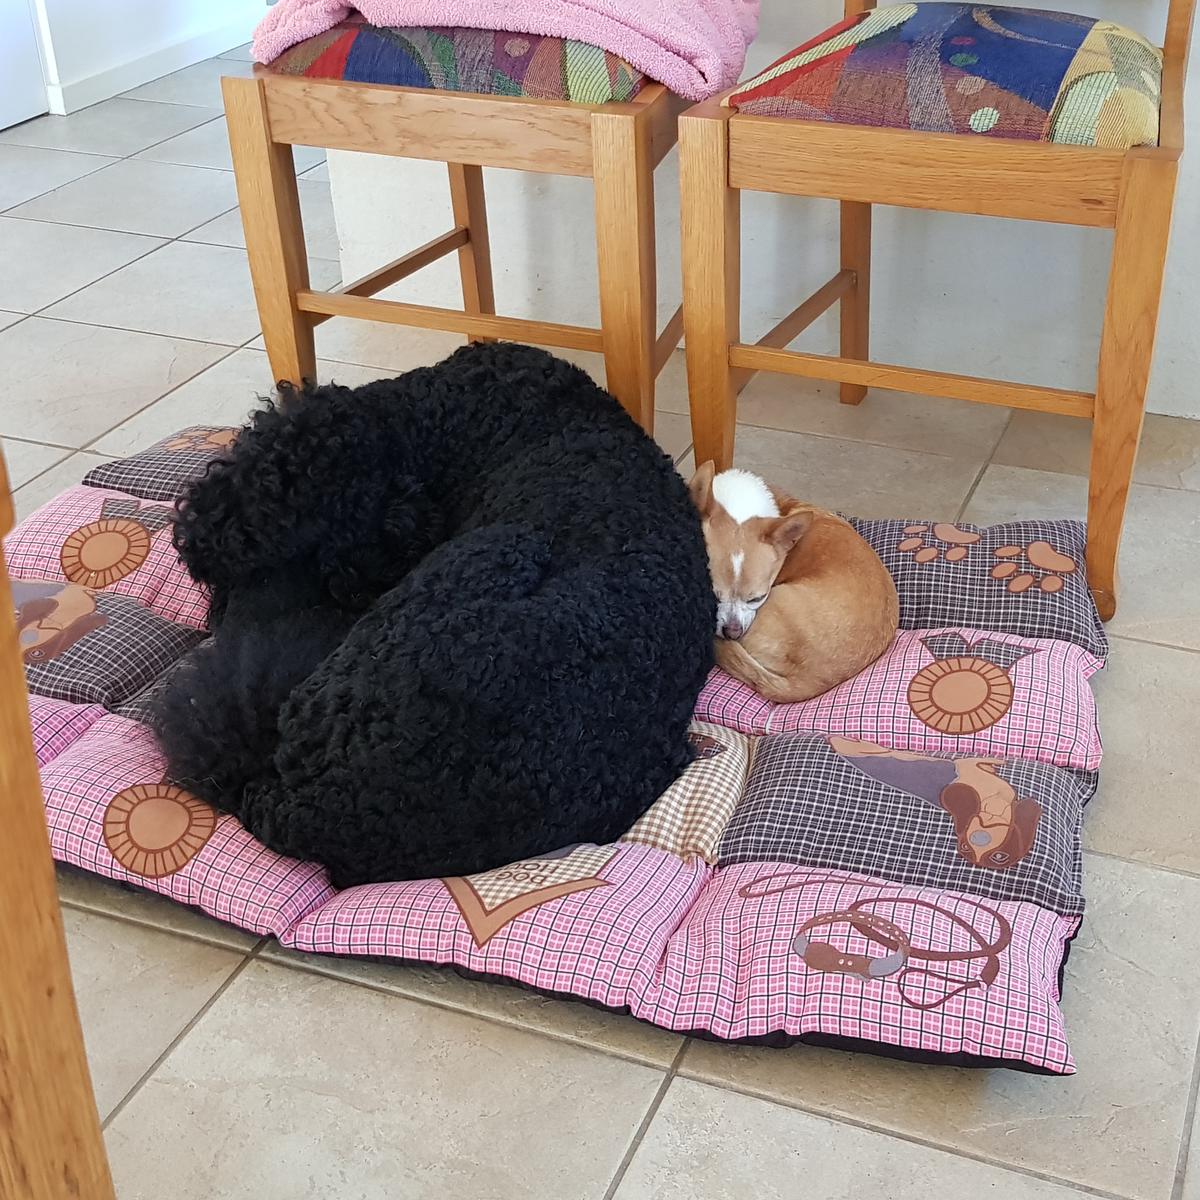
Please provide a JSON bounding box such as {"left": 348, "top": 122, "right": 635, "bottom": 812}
{"left": 224, "top": 71, "right": 688, "bottom": 433}
{"left": 0, "top": 454, "right": 116, "bottom": 1198}
{"left": 680, "top": 0, "right": 1196, "bottom": 619}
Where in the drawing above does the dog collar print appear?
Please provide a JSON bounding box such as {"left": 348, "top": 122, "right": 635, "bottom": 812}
{"left": 740, "top": 872, "right": 1013, "bottom": 1011}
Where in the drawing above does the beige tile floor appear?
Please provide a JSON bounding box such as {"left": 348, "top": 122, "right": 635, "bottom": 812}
{"left": 4, "top": 46, "right": 1200, "bottom": 1200}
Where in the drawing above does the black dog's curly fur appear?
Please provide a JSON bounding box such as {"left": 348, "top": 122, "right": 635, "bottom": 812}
{"left": 152, "top": 343, "right": 715, "bottom": 887}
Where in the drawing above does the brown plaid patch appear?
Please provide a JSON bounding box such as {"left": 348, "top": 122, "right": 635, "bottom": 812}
{"left": 15, "top": 578, "right": 204, "bottom": 708}
{"left": 622, "top": 722, "right": 752, "bottom": 863}
{"left": 83, "top": 426, "right": 239, "bottom": 502}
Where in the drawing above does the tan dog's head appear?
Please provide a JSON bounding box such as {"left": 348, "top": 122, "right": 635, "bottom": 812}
{"left": 689, "top": 462, "right": 812, "bottom": 640}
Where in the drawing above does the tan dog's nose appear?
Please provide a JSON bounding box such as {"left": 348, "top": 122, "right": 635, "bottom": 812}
{"left": 720, "top": 621, "right": 745, "bottom": 641}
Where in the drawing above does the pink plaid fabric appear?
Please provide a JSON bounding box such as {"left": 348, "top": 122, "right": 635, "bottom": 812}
{"left": 5, "top": 485, "right": 211, "bottom": 629}
{"left": 642, "top": 862, "right": 1078, "bottom": 1073}
{"left": 38, "top": 713, "right": 334, "bottom": 934}
{"left": 8, "top": 461, "right": 1104, "bottom": 1074}
{"left": 700, "top": 628, "right": 1102, "bottom": 770}
{"left": 694, "top": 667, "right": 775, "bottom": 733}
{"left": 28, "top": 694, "right": 107, "bottom": 766}
{"left": 284, "top": 843, "right": 709, "bottom": 1006}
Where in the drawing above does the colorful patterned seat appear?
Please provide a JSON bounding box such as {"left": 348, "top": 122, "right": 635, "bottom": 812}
{"left": 727, "top": 3, "right": 1161, "bottom": 149}
{"left": 266, "top": 17, "right": 647, "bottom": 104}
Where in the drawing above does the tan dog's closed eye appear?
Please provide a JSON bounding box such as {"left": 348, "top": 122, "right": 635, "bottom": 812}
{"left": 689, "top": 462, "right": 899, "bottom": 702}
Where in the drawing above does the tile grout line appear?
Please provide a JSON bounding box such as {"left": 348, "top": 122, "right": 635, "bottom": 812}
{"left": 254, "top": 948, "right": 680, "bottom": 1072}
{"left": 669, "top": 1071, "right": 1135, "bottom": 1200}
{"left": 2, "top": 431, "right": 100, "bottom": 454}
{"left": 5, "top": 124, "right": 280, "bottom": 484}
{"left": 1082, "top": 846, "right": 1200, "bottom": 881}
{"left": 600, "top": 1040, "right": 687, "bottom": 1200}
{"left": 0, "top": 152, "right": 121, "bottom": 219}
{"left": 1108, "top": 632, "right": 1200, "bottom": 657}
{"left": 1171, "top": 1021, "right": 1200, "bottom": 1200}
{"left": 953, "top": 454, "right": 994, "bottom": 524}
{"left": 8, "top": 339, "right": 243, "bottom": 503}
{"left": 100, "top": 938, "right": 268, "bottom": 1131}
{"left": 57, "top": 893, "right": 256, "bottom": 955}
{"left": 30, "top": 311, "right": 244, "bottom": 348}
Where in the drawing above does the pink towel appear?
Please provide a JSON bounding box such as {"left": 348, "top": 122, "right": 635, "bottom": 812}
{"left": 252, "top": 0, "right": 759, "bottom": 101}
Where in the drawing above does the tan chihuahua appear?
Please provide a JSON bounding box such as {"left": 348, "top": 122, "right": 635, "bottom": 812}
{"left": 689, "top": 462, "right": 899, "bottom": 702}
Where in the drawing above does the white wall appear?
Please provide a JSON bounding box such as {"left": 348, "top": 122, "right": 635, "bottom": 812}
{"left": 327, "top": 0, "right": 1200, "bottom": 418}
{"left": 32, "top": 0, "right": 263, "bottom": 113}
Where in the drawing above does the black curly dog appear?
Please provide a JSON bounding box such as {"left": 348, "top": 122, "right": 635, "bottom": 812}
{"left": 152, "top": 343, "right": 715, "bottom": 887}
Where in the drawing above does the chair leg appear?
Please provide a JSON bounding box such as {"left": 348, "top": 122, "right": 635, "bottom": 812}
{"left": 222, "top": 76, "right": 316, "bottom": 389}
{"left": 680, "top": 109, "right": 739, "bottom": 472}
{"left": 839, "top": 200, "right": 871, "bottom": 406}
{"left": 447, "top": 162, "right": 496, "bottom": 343}
{"left": 1087, "top": 152, "right": 1178, "bottom": 621}
{"left": 592, "top": 109, "right": 656, "bottom": 434}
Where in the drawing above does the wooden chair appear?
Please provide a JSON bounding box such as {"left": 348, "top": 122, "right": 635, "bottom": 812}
{"left": 222, "top": 70, "right": 687, "bottom": 435}
{"left": 679, "top": 0, "right": 1195, "bottom": 619}
{"left": 0, "top": 451, "right": 115, "bottom": 1199}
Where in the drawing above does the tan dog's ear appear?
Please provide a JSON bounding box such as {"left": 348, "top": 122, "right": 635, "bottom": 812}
{"left": 688, "top": 461, "right": 717, "bottom": 516}
{"left": 767, "top": 510, "right": 813, "bottom": 550}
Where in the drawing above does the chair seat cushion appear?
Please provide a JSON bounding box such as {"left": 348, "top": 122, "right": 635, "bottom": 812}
{"left": 727, "top": 2, "right": 1161, "bottom": 149}
{"left": 266, "top": 18, "right": 647, "bottom": 103}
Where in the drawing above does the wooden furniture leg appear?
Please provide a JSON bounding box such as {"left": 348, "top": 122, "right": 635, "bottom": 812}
{"left": 839, "top": 200, "right": 871, "bottom": 406}
{"left": 223, "top": 76, "right": 317, "bottom": 388}
{"left": 680, "top": 109, "right": 740, "bottom": 472}
{"left": 592, "top": 109, "right": 657, "bottom": 433}
{"left": 447, "top": 162, "right": 496, "bottom": 342}
{"left": 0, "top": 458, "right": 115, "bottom": 1200}
{"left": 1086, "top": 151, "right": 1178, "bottom": 621}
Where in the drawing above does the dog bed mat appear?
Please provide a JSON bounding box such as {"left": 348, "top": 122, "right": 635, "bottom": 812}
{"left": 9, "top": 426, "right": 1105, "bottom": 1074}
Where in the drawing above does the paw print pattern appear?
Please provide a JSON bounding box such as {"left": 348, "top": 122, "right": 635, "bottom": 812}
{"left": 897, "top": 523, "right": 982, "bottom": 564}
{"left": 990, "top": 542, "right": 1078, "bottom": 595}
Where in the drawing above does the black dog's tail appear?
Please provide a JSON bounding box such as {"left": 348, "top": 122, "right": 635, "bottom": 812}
{"left": 151, "top": 605, "right": 353, "bottom": 818}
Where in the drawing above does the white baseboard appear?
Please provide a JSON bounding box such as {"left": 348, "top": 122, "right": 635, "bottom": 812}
{"left": 46, "top": 16, "right": 259, "bottom": 115}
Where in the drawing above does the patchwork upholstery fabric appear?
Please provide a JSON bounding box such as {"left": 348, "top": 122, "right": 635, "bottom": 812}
{"left": 267, "top": 19, "right": 647, "bottom": 103}
{"left": 83, "top": 426, "right": 238, "bottom": 502}
{"left": 38, "top": 715, "right": 334, "bottom": 934}
{"left": 28, "top": 694, "right": 106, "bottom": 766}
{"left": 8, "top": 429, "right": 1107, "bottom": 1073}
{"left": 6, "top": 485, "right": 208, "bottom": 629}
{"left": 16, "top": 579, "right": 203, "bottom": 706}
{"left": 850, "top": 518, "right": 1106, "bottom": 658}
{"left": 622, "top": 723, "right": 754, "bottom": 863}
{"left": 719, "top": 731, "right": 1091, "bottom": 917}
{"left": 727, "top": 3, "right": 1162, "bottom": 150}
{"left": 697, "top": 628, "right": 1102, "bottom": 770}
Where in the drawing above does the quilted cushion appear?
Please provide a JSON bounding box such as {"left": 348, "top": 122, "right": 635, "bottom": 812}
{"left": 28, "top": 694, "right": 106, "bottom": 765}
{"left": 83, "top": 426, "right": 237, "bottom": 502}
{"left": 267, "top": 19, "right": 647, "bottom": 103}
{"left": 719, "top": 730, "right": 1091, "bottom": 915}
{"left": 15, "top": 578, "right": 203, "bottom": 707}
{"left": 727, "top": 2, "right": 1161, "bottom": 149}
{"left": 6, "top": 486, "right": 208, "bottom": 629}
{"left": 850, "top": 518, "right": 1106, "bottom": 658}
{"left": 7, "top": 422, "right": 1109, "bottom": 1074}
{"left": 38, "top": 714, "right": 335, "bottom": 935}
{"left": 696, "top": 628, "right": 1102, "bottom": 770}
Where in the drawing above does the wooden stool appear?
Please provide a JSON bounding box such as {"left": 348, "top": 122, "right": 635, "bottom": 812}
{"left": 679, "top": 0, "right": 1195, "bottom": 619}
{"left": 222, "top": 70, "right": 685, "bottom": 434}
